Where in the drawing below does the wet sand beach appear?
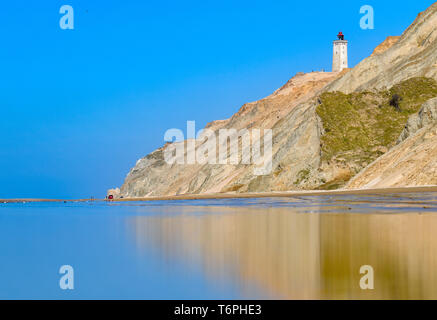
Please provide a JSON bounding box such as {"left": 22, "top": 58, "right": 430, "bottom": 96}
{"left": 2, "top": 185, "right": 437, "bottom": 203}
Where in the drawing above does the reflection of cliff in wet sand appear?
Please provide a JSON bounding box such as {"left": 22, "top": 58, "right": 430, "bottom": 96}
{"left": 129, "top": 195, "right": 437, "bottom": 299}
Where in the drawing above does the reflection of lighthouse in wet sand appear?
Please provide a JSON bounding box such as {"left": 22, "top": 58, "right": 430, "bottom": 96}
{"left": 332, "top": 31, "right": 348, "bottom": 72}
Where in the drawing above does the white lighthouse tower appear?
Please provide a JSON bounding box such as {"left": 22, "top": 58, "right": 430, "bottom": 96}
{"left": 332, "top": 31, "right": 348, "bottom": 72}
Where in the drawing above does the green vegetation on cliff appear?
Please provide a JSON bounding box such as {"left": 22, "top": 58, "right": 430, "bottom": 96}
{"left": 316, "top": 77, "right": 437, "bottom": 169}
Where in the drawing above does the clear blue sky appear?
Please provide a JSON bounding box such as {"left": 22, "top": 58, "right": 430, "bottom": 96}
{"left": 0, "top": 0, "right": 434, "bottom": 199}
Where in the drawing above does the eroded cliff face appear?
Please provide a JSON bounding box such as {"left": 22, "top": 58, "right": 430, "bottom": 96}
{"left": 370, "top": 36, "right": 400, "bottom": 57}
{"left": 316, "top": 77, "right": 437, "bottom": 189}
{"left": 119, "top": 72, "right": 342, "bottom": 197}
{"left": 347, "top": 98, "right": 437, "bottom": 189}
{"left": 114, "top": 2, "right": 437, "bottom": 197}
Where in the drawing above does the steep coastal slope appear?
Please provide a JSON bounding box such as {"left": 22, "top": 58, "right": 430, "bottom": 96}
{"left": 114, "top": 3, "right": 437, "bottom": 197}
{"left": 370, "top": 36, "right": 400, "bottom": 56}
{"left": 347, "top": 98, "right": 437, "bottom": 189}
{"left": 119, "top": 72, "right": 343, "bottom": 197}
{"left": 316, "top": 77, "right": 437, "bottom": 189}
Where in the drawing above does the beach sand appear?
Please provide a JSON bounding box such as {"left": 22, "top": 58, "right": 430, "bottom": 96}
{"left": 1, "top": 185, "right": 437, "bottom": 203}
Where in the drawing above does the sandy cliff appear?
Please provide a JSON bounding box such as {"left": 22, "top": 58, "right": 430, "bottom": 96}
{"left": 119, "top": 72, "right": 342, "bottom": 197}
{"left": 347, "top": 98, "right": 437, "bottom": 189}
{"left": 112, "top": 2, "right": 437, "bottom": 198}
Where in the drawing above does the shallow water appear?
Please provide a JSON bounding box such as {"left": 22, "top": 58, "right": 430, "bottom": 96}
{"left": 1, "top": 193, "right": 437, "bottom": 299}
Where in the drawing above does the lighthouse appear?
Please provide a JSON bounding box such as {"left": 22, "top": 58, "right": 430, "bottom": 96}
{"left": 332, "top": 32, "right": 348, "bottom": 72}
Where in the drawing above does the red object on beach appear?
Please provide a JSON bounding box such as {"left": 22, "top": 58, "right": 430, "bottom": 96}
{"left": 108, "top": 195, "right": 114, "bottom": 200}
